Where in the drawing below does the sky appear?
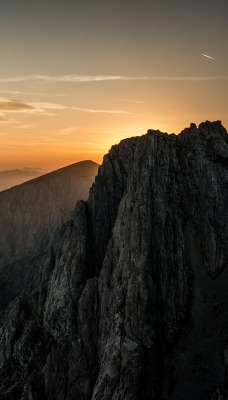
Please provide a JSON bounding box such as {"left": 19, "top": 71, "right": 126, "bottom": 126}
{"left": 0, "top": 0, "right": 228, "bottom": 170}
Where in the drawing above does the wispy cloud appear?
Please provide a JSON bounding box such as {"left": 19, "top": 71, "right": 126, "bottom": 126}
{"left": 81, "top": 142, "right": 95, "bottom": 146}
{"left": 0, "top": 99, "right": 131, "bottom": 116}
{"left": 15, "top": 124, "right": 33, "bottom": 129}
{"left": 118, "top": 99, "right": 150, "bottom": 104}
{"left": 29, "top": 102, "right": 66, "bottom": 110}
{"left": 56, "top": 126, "right": 82, "bottom": 135}
{"left": 0, "top": 116, "right": 10, "bottom": 123}
{"left": 0, "top": 99, "right": 56, "bottom": 117}
{"left": 0, "top": 74, "right": 228, "bottom": 83}
{"left": 72, "top": 107, "right": 131, "bottom": 114}
{"left": 30, "top": 101, "right": 132, "bottom": 114}
{"left": 0, "top": 75, "right": 137, "bottom": 83}
{"left": 0, "top": 89, "right": 68, "bottom": 97}
{"left": 0, "top": 99, "right": 56, "bottom": 118}
{"left": 0, "top": 111, "right": 20, "bottom": 124}
{"left": 0, "top": 99, "right": 35, "bottom": 111}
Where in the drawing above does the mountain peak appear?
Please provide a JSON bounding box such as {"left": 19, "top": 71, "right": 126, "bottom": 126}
{"left": 179, "top": 119, "right": 227, "bottom": 138}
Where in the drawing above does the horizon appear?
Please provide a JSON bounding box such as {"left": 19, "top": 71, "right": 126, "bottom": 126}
{"left": 0, "top": 0, "right": 228, "bottom": 170}
{"left": 2, "top": 119, "right": 228, "bottom": 174}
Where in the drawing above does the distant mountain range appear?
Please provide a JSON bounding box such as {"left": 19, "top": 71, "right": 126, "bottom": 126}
{"left": 0, "top": 160, "right": 99, "bottom": 310}
{"left": 0, "top": 167, "right": 45, "bottom": 191}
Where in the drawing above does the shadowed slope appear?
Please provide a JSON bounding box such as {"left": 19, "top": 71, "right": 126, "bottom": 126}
{"left": 0, "top": 160, "right": 99, "bottom": 310}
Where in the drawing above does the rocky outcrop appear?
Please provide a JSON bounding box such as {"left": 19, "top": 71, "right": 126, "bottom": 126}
{"left": 0, "top": 160, "right": 99, "bottom": 310}
{"left": 1, "top": 121, "right": 228, "bottom": 399}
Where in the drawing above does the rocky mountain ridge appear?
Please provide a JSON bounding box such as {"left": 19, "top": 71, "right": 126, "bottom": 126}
{"left": 0, "top": 121, "right": 228, "bottom": 399}
{"left": 0, "top": 160, "right": 98, "bottom": 311}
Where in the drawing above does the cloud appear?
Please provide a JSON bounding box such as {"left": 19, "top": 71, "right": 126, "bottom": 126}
{"left": 0, "top": 99, "right": 56, "bottom": 117}
{"left": 56, "top": 126, "right": 82, "bottom": 135}
{"left": 0, "top": 75, "right": 133, "bottom": 83}
{"left": 0, "top": 99, "right": 35, "bottom": 111}
{"left": 72, "top": 107, "right": 131, "bottom": 114}
{"left": 0, "top": 74, "right": 228, "bottom": 83}
{"left": 30, "top": 101, "right": 66, "bottom": 110}
{"left": 30, "top": 101, "right": 132, "bottom": 114}
{"left": 118, "top": 99, "right": 150, "bottom": 104}
{"left": 0, "top": 113, "right": 19, "bottom": 124}
{"left": 0, "top": 99, "right": 131, "bottom": 116}
{"left": 16, "top": 124, "right": 33, "bottom": 129}
{"left": 0, "top": 90, "right": 68, "bottom": 97}
{"left": 0, "top": 116, "right": 9, "bottom": 123}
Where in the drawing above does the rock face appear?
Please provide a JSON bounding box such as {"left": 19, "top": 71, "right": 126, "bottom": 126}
{"left": 1, "top": 121, "right": 228, "bottom": 399}
{"left": 0, "top": 160, "right": 99, "bottom": 310}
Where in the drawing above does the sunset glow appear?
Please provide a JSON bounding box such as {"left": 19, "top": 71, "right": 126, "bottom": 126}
{"left": 0, "top": 0, "right": 227, "bottom": 171}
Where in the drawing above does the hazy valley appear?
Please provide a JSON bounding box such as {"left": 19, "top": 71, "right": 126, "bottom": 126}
{"left": 0, "top": 168, "right": 45, "bottom": 192}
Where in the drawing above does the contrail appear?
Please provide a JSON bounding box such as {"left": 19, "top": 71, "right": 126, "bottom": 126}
{"left": 202, "top": 54, "right": 215, "bottom": 60}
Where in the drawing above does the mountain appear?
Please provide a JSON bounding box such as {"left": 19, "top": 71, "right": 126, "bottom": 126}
{"left": 1, "top": 121, "right": 228, "bottom": 399}
{"left": 0, "top": 160, "right": 99, "bottom": 310}
{"left": 0, "top": 168, "right": 45, "bottom": 191}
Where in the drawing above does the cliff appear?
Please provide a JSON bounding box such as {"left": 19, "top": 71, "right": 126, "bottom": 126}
{"left": 0, "top": 121, "right": 228, "bottom": 399}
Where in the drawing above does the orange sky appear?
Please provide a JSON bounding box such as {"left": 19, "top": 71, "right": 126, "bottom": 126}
{"left": 0, "top": 1, "right": 228, "bottom": 171}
